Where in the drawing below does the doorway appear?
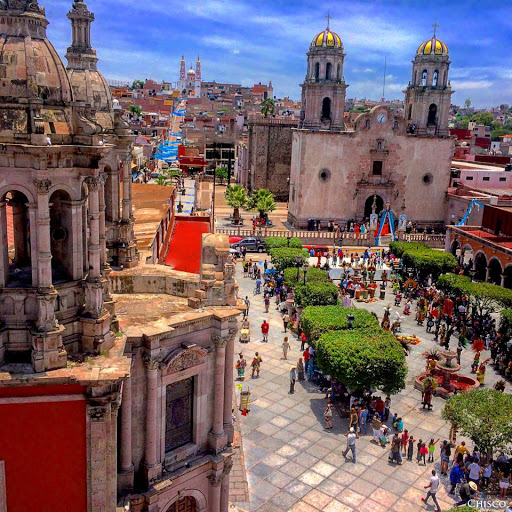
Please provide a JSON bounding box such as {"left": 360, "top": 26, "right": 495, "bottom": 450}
{"left": 364, "top": 195, "right": 384, "bottom": 220}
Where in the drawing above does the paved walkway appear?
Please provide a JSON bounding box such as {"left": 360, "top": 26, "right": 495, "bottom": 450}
{"left": 230, "top": 255, "right": 503, "bottom": 512}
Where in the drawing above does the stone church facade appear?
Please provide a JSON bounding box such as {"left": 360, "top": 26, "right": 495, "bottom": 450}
{"left": 0, "top": 2, "right": 237, "bottom": 512}
{"left": 286, "top": 27, "right": 455, "bottom": 228}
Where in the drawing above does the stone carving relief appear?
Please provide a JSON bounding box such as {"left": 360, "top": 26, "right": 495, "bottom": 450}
{"left": 33, "top": 178, "right": 52, "bottom": 194}
{"left": 88, "top": 405, "right": 108, "bottom": 422}
{"left": 84, "top": 280, "right": 103, "bottom": 318}
{"left": 160, "top": 346, "right": 208, "bottom": 375}
{"left": 35, "top": 290, "right": 59, "bottom": 331}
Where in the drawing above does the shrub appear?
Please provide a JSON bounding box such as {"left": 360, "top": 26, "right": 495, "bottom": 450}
{"left": 294, "top": 281, "right": 339, "bottom": 308}
{"left": 401, "top": 247, "right": 457, "bottom": 278}
{"left": 389, "top": 241, "right": 428, "bottom": 257}
{"left": 283, "top": 266, "right": 328, "bottom": 287}
{"left": 270, "top": 248, "right": 304, "bottom": 272}
{"left": 301, "top": 306, "right": 379, "bottom": 345}
{"left": 442, "top": 389, "right": 512, "bottom": 454}
{"left": 315, "top": 328, "right": 407, "bottom": 394}
{"left": 265, "top": 236, "right": 302, "bottom": 252}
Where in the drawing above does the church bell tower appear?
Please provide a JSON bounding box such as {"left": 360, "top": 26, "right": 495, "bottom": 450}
{"left": 404, "top": 27, "right": 453, "bottom": 136}
{"left": 300, "top": 18, "right": 348, "bottom": 131}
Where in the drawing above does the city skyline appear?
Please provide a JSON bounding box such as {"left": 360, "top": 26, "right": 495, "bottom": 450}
{"left": 46, "top": 0, "right": 512, "bottom": 107}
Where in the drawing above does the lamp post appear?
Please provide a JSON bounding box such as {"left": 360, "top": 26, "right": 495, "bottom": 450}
{"left": 287, "top": 235, "right": 291, "bottom": 247}
{"left": 295, "top": 254, "right": 303, "bottom": 280}
{"left": 302, "top": 261, "right": 309, "bottom": 285}
{"left": 346, "top": 313, "right": 355, "bottom": 329}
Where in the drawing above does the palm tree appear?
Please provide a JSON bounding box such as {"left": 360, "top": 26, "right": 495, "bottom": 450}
{"left": 155, "top": 175, "right": 171, "bottom": 186}
{"left": 249, "top": 189, "right": 276, "bottom": 218}
{"left": 260, "top": 98, "right": 275, "bottom": 118}
{"left": 128, "top": 104, "right": 143, "bottom": 119}
{"left": 225, "top": 185, "right": 249, "bottom": 224}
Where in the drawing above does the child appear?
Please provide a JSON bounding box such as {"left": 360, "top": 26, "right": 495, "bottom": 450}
{"left": 419, "top": 442, "right": 428, "bottom": 465}
{"left": 407, "top": 435, "right": 415, "bottom": 461}
{"left": 416, "top": 438, "right": 423, "bottom": 463}
{"left": 392, "top": 412, "right": 398, "bottom": 428}
{"left": 401, "top": 429, "right": 409, "bottom": 456}
{"left": 428, "top": 438, "right": 440, "bottom": 463}
{"left": 482, "top": 461, "right": 492, "bottom": 489}
{"left": 396, "top": 417, "right": 404, "bottom": 433}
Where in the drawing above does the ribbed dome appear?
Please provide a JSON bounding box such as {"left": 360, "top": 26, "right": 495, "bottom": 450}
{"left": 417, "top": 36, "right": 448, "bottom": 56}
{"left": 311, "top": 28, "right": 342, "bottom": 49}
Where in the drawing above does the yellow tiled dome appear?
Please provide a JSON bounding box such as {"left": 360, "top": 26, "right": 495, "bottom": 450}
{"left": 417, "top": 36, "right": 448, "bottom": 56}
{"left": 311, "top": 28, "right": 342, "bottom": 49}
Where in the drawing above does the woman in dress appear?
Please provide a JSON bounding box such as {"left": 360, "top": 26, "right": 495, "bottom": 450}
{"left": 324, "top": 399, "right": 334, "bottom": 429}
{"left": 235, "top": 353, "right": 247, "bottom": 380}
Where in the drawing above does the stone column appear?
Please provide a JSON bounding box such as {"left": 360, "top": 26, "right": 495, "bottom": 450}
{"left": 118, "top": 376, "right": 134, "bottom": 492}
{"left": 223, "top": 330, "right": 236, "bottom": 445}
{"left": 209, "top": 335, "right": 228, "bottom": 454}
{"left": 86, "top": 177, "right": 101, "bottom": 281}
{"left": 121, "top": 159, "right": 131, "bottom": 222}
{"left": 98, "top": 173, "right": 107, "bottom": 269}
{"left": 27, "top": 203, "right": 38, "bottom": 286}
{"left": 501, "top": 273, "right": 506, "bottom": 288}
{"left": 0, "top": 201, "right": 9, "bottom": 287}
{"left": 108, "top": 168, "right": 120, "bottom": 223}
{"left": 220, "top": 458, "right": 233, "bottom": 512}
{"left": 208, "top": 474, "right": 222, "bottom": 512}
{"left": 485, "top": 265, "right": 490, "bottom": 282}
{"left": 144, "top": 356, "right": 161, "bottom": 485}
{"left": 33, "top": 179, "right": 52, "bottom": 289}
{"left": 66, "top": 199, "right": 84, "bottom": 281}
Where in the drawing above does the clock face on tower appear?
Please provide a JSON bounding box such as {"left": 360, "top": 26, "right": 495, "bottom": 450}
{"left": 378, "top": 114, "right": 387, "bottom": 124}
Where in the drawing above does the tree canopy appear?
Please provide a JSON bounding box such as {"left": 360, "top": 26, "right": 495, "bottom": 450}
{"left": 265, "top": 236, "right": 302, "bottom": 252}
{"left": 269, "top": 247, "right": 305, "bottom": 272}
{"left": 215, "top": 166, "right": 228, "bottom": 183}
{"left": 316, "top": 328, "right": 407, "bottom": 394}
{"left": 293, "top": 281, "right": 339, "bottom": 308}
{"left": 131, "top": 79, "right": 145, "bottom": 90}
{"left": 224, "top": 185, "right": 249, "bottom": 223}
{"left": 442, "top": 389, "right": 512, "bottom": 454}
{"left": 249, "top": 189, "right": 276, "bottom": 216}
{"left": 283, "top": 266, "right": 327, "bottom": 287}
{"left": 128, "top": 104, "right": 143, "bottom": 117}
{"left": 260, "top": 97, "right": 275, "bottom": 118}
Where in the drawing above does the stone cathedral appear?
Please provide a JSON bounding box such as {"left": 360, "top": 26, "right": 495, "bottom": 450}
{"left": 0, "top": 2, "right": 237, "bottom": 512}
{"left": 288, "top": 25, "right": 455, "bottom": 228}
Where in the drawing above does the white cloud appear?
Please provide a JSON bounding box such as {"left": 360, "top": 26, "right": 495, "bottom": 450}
{"left": 452, "top": 80, "right": 493, "bottom": 90}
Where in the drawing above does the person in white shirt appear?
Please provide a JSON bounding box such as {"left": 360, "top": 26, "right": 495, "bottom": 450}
{"left": 468, "top": 458, "right": 481, "bottom": 484}
{"left": 421, "top": 469, "right": 441, "bottom": 512}
{"left": 343, "top": 427, "right": 358, "bottom": 463}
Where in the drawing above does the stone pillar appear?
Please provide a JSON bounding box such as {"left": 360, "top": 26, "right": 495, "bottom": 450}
{"left": 485, "top": 265, "right": 490, "bottom": 282}
{"left": 0, "top": 201, "right": 9, "bottom": 287}
{"left": 118, "top": 376, "right": 134, "bottom": 492}
{"left": 107, "top": 168, "right": 120, "bottom": 223}
{"left": 220, "top": 458, "right": 233, "bottom": 512}
{"left": 27, "top": 203, "right": 38, "bottom": 286}
{"left": 209, "top": 335, "right": 228, "bottom": 454}
{"left": 66, "top": 199, "right": 84, "bottom": 281}
{"left": 223, "top": 330, "right": 236, "bottom": 445}
{"left": 33, "top": 179, "right": 52, "bottom": 288}
{"left": 86, "top": 176, "right": 101, "bottom": 281}
{"left": 144, "top": 356, "right": 161, "bottom": 485}
{"left": 208, "top": 475, "right": 222, "bottom": 512}
{"left": 121, "top": 159, "right": 131, "bottom": 223}
{"left": 119, "top": 158, "right": 137, "bottom": 268}
{"left": 501, "top": 273, "right": 506, "bottom": 288}
{"left": 98, "top": 173, "right": 107, "bottom": 269}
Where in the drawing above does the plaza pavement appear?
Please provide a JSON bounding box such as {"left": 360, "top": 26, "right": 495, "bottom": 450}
{"left": 230, "top": 253, "right": 503, "bottom": 512}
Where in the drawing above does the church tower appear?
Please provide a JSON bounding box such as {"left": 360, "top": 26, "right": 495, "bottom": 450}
{"left": 403, "top": 30, "right": 453, "bottom": 136}
{"left": 300, "top": 21, "right": 347, "bottom": 131}
{"left": 195, "top": 56, "right": 202, "bottom": 96}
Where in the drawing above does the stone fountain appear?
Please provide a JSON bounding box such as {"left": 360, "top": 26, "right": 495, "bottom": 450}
{"left": 415, "top": 350, "right": 480, "bottom": 398}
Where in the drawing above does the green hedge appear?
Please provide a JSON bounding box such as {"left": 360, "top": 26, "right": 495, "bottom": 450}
{"left": 264, "top": 236, "right": 302, "bottom": 252}
{"left": 294, "top": 281, "right": 339, "bottom": 308}
{"left": 316, "top": 328, "right": 407, "bottom": 394}
{"left": 301, "top": 306, "right": 378, "bottom": 345}
{"left": 402, "top": 248, "right": 457, "bottom": 278}
{"left": 438, "top": 273, "right": 512, "bottom": 309}
{"left": 283, "top": 266, "right": 328, "bottom": 287}
{"left": 389, "top": 241, "right": 428, "bottom": 257}
{"left": 269, "top": 248, "right": 305, "bottom": 272}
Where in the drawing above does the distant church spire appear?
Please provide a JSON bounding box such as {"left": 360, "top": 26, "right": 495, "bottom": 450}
{"left": 196, "top": 55, "right": 202, "bottom": 81}
{"left": 180, "top": 55, "right": 186, "bottom": 81}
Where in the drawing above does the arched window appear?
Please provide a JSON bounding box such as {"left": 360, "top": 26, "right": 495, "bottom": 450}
{"left": 433, "top": 70, "right": 439, "bottom": 87}
{"left": 427, "top": 103, "right": 438, "bottom": 126}
{"left": 408, "top": 104, "right": 412, "bottom": 120}
{"left": 321, "top": 97, "right": 331, "bottom": 120}
{"left": 326, "top": 62, "right": 332, "bottom": 80}
{"left": 336, "top": 64, "right": 341, "bottom": 81}
{"left": 421, "top": 70, "right": 427, "bottom": 86}
{"left": 365, "top": 119, "right": 370, "bottom": 129}
{"left": 50, "top": 190, "right": 74, "bottom": 280}
{"left": 314, "top": 62, "right": 320, "bottom": 80}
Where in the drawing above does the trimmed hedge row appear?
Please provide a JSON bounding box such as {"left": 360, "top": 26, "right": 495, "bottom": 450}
{"left": 294, "top": 281, "right": 339, "bottom": 308}
{"left": 269, "top": 248, "right": 306, "bottom": 271}
{"left": 264, "top": 236, "right": 302, "bottom": 251}
{"left": 301, "top": 306, "right": 379, "bottom": 345}
{"left": 316, "top": 328, "right": 407, "bottom": 394}
{"left": 283, "top": 266, "right": 328, "bottom": 287}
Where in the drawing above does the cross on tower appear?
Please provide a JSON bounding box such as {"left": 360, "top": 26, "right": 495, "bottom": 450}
{"left": 432, "top": 19, "right": 439, "bottom": 37}
{"left": 326, "top": 11, "right": 331, "bottom": 29}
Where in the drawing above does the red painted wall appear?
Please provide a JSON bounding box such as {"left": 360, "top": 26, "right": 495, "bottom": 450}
{"left": 0, "top": 386, "right": 87, "bottom": 512}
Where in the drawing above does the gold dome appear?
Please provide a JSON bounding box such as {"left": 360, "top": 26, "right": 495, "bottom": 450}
{"left": 311, "top": 28, "right": 342, "bottom": 49}
{"left": 417, "top": 36, "right": 448, "bottom": 56}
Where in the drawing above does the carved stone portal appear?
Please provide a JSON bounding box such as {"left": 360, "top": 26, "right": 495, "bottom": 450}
{"left": 160, "top": 346, "right": 208, "bottom": 375}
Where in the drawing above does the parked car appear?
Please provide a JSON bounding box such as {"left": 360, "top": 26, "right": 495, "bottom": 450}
{"left": 230, "top": 238, "right": 265, "bottom": 253}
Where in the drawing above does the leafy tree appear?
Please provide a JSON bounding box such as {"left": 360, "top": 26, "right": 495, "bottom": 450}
{"left": 471, "top": 111, "right": 494, "bottom": 127}
{"left": 265, "top": 236, "right": 302, "bottom": 252}
{"left": 283, "top": 266, "right": 327, "bottom": 287}
{"left": 260, "top": 97, "right": 275, "bottom": 118}
{"left": 249, "top": 189, "right": 276, "bottom": 217}
{"left": 491, "top": 127, "right": 511, "bottom": 141}
{"left": 293, "top": 281, "right": 339, "bottom": 308}
{"left": 442, "top": 389, "right": 512, "bottom": 455}
{"left": 301, "top": 306, "right": 378, "bottom": 344}
{"left": 154, "top": 175, "right": 171, "bottom": 186}
{"left": 131, "top": 79, "right": 145, "bottom": 90}
{"left": 215, "top": 166, "right": 228, "bottom": 184}
{"left": 128, "top": 105, "right": 143, "bottom": 118}
{"left": 269, "top": 248, "right": 305, "bottom": 272}
{"left": 401, "top": 248, "right": 457, "bottom": 279}
{"left": 224, "top": 185, "right": 249, "bottom": 224}
{"left": 464, "top": 98, "right": 472, "bottom": 109}
{"left": 316, "top": 329, "right": 407, "bottom": 395}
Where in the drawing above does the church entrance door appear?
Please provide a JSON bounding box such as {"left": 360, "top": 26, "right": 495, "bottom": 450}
{"left": 364, "top": 195, "right": 384, "bottom": 220}
{"left": 167, "top": 496, "right": 196, "bottom": 512}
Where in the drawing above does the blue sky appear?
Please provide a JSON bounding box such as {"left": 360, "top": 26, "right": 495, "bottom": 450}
{"left": 46, "top": 0, "right": 512, "bottom": 108}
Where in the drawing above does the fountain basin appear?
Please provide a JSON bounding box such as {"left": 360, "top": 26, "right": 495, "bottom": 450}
{"left": 415, "top": 370, "right": 479, "bottom": 399}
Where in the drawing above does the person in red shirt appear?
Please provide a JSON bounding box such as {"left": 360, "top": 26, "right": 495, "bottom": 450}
{"left": 261, "top": 320, "right": 270, "bottom": 342}
{"left": 375, "top": 397, "right": 385, "bottom": 421}
{"left": 303, "top": 348, "right": 310, "bottom": 372}
{"left": 300, "top": 332, "right": 307, "bottom": 351}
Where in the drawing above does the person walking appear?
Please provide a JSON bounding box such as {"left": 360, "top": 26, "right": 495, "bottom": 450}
{"left": 421, "top": 469, "right": 441, "bottom": 512}
{"left": 282, "top": 336, "right": 291, "bottom": 360}
{"left": 303, "top": 348, "right": 310, "bottom": 373}
{"left": 300, "top": 331, "right": 307, "bottom": 351}
{"left": 449, "top": 461, "right": 465, "bottom": 494}
{"left": 261, "top": 319, "right": 269, "bottom": 342}
{"left": 372, "top": 415, "right": 382, "bottom": 444}
{"left": 289, "top": 366, "right": 297, "bottom": 394}
{"left": 407, "top": 436, "right": 415, "bottom": 461}
{"left": 282, "top": 312, "right": 290, "bottom": 332}
{"left": 324, "top": 399, "right": 334, "bottom": 430}
{"left": 251, "top": 352, "right": 262, "bottom": 378}
{"left": 343, "top": 427, "right": 358, "bottom": 463}
{"left": 297, "top": 357, "right": 305, "bottom": 380}
{"left": 428, "top": 438, "right": 440, "bottom": 463}
{"left": 264, "top": 295, "right": 270, "bottom": 313}
{"left": 359, "top": 405, "right": 368, "bottom": 435}
{"left": 244, "top": 296, "right": 250, "bottom": 317}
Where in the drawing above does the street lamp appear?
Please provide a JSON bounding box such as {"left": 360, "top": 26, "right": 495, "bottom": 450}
{"left": 295, "top": 254, "right": 303, "bottom": 280}
{"left": 287, "top": 235, "right": 291, "bottom": 247}
{"left": 302, "top": 261, "right": 310, "bottom": 285}
{"left": 346, "top": 313, "right": 355, "bottom": 329}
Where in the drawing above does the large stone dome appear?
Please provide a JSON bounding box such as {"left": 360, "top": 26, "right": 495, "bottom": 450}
{"left": 0, "top": 0, "right": 73, "bottom": 141}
